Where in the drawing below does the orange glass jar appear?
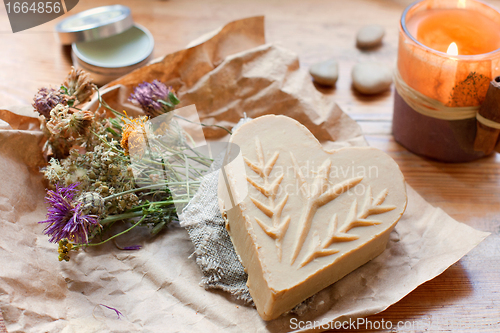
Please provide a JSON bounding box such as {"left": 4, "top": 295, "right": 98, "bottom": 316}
{"left": 393, "top": 0, "right": 500, "bottom": 162}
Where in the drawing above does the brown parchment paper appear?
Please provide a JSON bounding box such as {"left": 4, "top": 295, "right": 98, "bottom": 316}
{"left": 0, "top": 17, "right": 489, "bottom": 333}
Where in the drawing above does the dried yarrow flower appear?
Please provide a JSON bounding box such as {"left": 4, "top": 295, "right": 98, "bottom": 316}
{"left": 39, "top": 183, "right": 101, "bottom": 244}
{"left": 32, "top": 87, "right": 68, "bottom": 118}
{"left": 42, "top": 141, "right": 138, "bottom": 215}
{"left": 63, "top": 66, "right": 95, "bottom": 106}
{"left": 129, "top": 80, "right": 180, "bottom": 117}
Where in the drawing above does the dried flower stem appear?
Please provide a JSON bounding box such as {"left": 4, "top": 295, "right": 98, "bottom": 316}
{"left": 97, "top": 89, "right": 124, "bottom": 118}
{"left": 103, "top": 182, "right": 201, "bottom": 201}
{"left": 174, "top": 114, "right": 232, "bottom": 135}
{"left": 78, "top": 215, "right": 147, "bottom": 248}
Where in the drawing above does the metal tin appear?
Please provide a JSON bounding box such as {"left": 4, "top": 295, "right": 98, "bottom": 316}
{"left": 55, "top": 5, "right": 133, "bottom": 45}
{"left": 71, "top": 24, "right": 154, "bottom": 86}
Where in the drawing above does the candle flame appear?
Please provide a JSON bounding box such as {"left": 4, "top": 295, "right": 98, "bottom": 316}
{"left": 458, "top": 0, "right": 466, "bottom": 8}
{"left": 447, "top": 42, "right": 459, "bottom": 56}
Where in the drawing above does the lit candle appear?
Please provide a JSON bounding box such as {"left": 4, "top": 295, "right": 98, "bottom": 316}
{"left": 393, "top": 0, "right": 500, "bottom": 162}
{"left": 447, "top": 42, "right": 458, "bottom": 56}
{"left": 407, "top": 7, "right": 500, "bottom": 55}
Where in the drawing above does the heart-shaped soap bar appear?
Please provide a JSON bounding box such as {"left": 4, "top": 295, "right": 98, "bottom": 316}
{"left": 218, "top": 115, "right": 407, "bottom": 320}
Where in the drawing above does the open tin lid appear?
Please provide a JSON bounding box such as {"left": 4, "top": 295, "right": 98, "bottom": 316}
{"left": 55, "top": 5, "right": 133, "bottom": 45}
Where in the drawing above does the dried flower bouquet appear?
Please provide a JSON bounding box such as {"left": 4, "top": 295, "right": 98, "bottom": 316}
{"left": 34, "top": 68, "right": 212, "bottom": 261}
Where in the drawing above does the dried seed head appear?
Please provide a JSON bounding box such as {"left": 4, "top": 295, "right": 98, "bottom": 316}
{"left": 45, "top": 104, "right": 71, "bottom": 135}
{"left": 63, "top": 67, "right": 95, "bottom": 105}
{"left": 58, "top": 239, "right": 74, "bottom": 262}
{"left": 69, "top": 110, "right": 94, "bottom": 135}
{"left": 77, "top": 192, "right": 105, "bottom": 216}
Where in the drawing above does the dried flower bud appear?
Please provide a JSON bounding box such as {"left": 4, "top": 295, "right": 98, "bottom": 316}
{"left": 77, "top": 192, "right": 105, "bottom": 216}
{"left": 45, "top": 105, "right": 94, "bottom": 139}
{"left": 58, "top": 239, "right": 74, "bottom": 262}
{"left": 40, "top": 183, "right": 100, "bottom": 244}
{"left": 46, "top": 104, "right": 71, "bottom": 135}
{"left": 69, "top": 110, "right": 94, "bottom": 135}
{"left": 99, "top": 185, "right": 109, "bottom": 195}
{"left": 129, "top": 80, "right": 179, "bottom": 117}
{"left": 63, "top": 67, "right": 95, "bottom": 105}
{"left": 32, "top": 87, "right": 67, "bottom": 118}
{"left": 120, "top": 115, "right": 149, "bottom": 156}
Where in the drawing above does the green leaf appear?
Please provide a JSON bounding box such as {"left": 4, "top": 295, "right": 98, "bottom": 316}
{"left": 159, "top": 99, "right": 174, "bottom": 109}
{"left": 151, "top": 221, "right": 167, "bottom": 235}
{"left": 105, "top": 127, "right": 119, "bottom": 137}
{"left": 168, "top": 92, "right": 180, "bottom": 105}
{"left": 110, "top": 118, "right": 123, "bottom": 130}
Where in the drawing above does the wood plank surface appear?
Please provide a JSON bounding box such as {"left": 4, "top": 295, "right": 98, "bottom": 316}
{"left": 1, "top": 0, "right": 500, "bottom": 332}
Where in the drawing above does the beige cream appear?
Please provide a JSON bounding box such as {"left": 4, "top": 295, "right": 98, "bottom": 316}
{"left": 218, "top": 115, "right": 407, "bottom": 321}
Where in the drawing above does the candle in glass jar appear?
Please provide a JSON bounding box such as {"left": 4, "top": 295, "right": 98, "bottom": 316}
{"left": 397, "top": 0, "right": 500, "bottom": 107}
{"left": 407, "top": 8, "right": 500, "bottom": 55}
{"left": 393, "top": 0, "right": 500, "bottom": 162}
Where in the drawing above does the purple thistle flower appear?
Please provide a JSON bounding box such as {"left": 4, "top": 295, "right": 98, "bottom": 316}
{"left": 129, "top": 80, "right": 179, "bottom": 117}
{"left": 39, "top": 183, "right": 100, "bottom": 244}
{"left": 33, "top": 87, "right": 67, "bottom": 118}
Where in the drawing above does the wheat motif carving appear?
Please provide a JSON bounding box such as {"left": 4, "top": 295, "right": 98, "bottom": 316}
{"left": 245, "top": 138, "right": 291, "bottom": 262}
{"left": 290, "top": 153, "right": 364, "bottom": 264}
{"left": 300, "top": 186, "right": 397, "bottom": 267}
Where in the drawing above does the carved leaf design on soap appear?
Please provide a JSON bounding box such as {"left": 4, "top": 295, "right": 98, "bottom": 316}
{"left": 245, "top": 138, "right": 291, "bottom": 262}
{"left": 339, "top": 186, "right": 396, "bottom": 233}
{"left": 300, "top": 186, "right": 397, "bottom": 267}
{"left": 290, "top": 153, "right": 363, "bottom": 264}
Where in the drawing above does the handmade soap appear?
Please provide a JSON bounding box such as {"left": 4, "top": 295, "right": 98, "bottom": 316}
{"left": 218, "top": 115, "right": 407, "bottom": 321}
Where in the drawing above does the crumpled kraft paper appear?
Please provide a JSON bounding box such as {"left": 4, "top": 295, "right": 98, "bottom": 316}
{"left": 0, "top": 16, "right": 490, "bottom": 333}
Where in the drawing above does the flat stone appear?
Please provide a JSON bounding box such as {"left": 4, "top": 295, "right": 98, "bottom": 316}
{"left": 351, "top": 62, "right": 392, "bottom": 95}
{"left": 356, "top": 24, "right": 385, "bottom": 49}
{"left": 309, "top": 59, "right": 339, "bottom": 86}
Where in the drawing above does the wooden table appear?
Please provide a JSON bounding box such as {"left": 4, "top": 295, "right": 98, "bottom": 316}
{"left": 1, "top": 0, "right": 499, "bottom": 331}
